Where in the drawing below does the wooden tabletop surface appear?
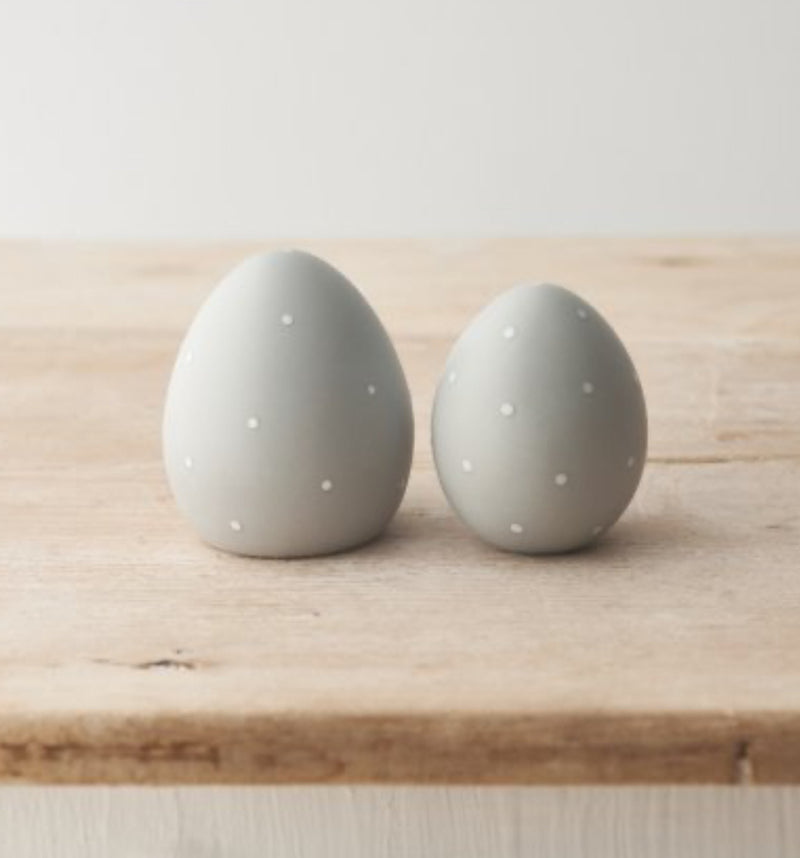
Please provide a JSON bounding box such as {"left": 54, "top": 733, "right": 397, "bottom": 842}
{"left": 1, "top": 238, "right": 799, "bottom": 785}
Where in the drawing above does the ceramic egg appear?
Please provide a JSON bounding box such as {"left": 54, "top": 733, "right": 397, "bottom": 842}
{"left": 432, "top": 283, "right": 647, "bottom": 554}
{"left": 163, "top": 250, "right": 414, "bottom": 557}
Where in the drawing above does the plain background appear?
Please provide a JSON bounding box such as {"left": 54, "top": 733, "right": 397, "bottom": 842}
{"left": 1, "top": 0, "right": 799, "bottom": 239}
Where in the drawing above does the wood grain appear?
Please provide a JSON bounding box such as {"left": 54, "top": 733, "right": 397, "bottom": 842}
{"left": 1, "top": 238, "right": 799, "bottom": 784}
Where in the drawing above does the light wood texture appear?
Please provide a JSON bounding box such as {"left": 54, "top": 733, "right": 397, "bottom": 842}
{"left": 3, "top": 786, "right": 800, "bottom": 858}
{"left": 1, "top": 238, "right": 799, "bottom": 784}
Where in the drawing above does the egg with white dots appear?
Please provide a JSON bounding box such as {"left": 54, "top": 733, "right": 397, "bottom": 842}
{"left": 432, "top": 282, "right": 647, "bottom": 554}
{"left": 163, "top": 249, "right": 414, "bottom": 557}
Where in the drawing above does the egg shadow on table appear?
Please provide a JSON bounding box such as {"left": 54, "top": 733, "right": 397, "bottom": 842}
{"left": 553, "top": 511, "right": 722, "bottom": 566}
{"left": 379, "top": 503, "right": 722, "bottom": 570}
{"left": 201, "top": 508, "right": 441, "bottom": 565}
{"left": 329, "top": 504, "right": 466, "bottom": 561}
{"left": 202, "top": 499, "right": 720, "bottom": 569}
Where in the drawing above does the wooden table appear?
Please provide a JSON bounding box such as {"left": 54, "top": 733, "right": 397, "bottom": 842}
{"left": 1, "top": 239, "right": 799, "bottom": 854}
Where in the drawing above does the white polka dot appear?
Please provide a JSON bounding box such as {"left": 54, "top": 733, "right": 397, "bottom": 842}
{"left": 281, "top": 313, "right": 294, "bottom": 326}
{"left": 184, "top": 456, "right": 193, "bottom": 469}
{"left": 500, "top": 402, "right": 515, "bottom": 417}
{"left": 230, "top": 519, "right": 242, "bottom": 532}
{"left": 627, "top": 456, "right": 636, "bottom": 468}
{"left": 461, "top": 459, "right": 473, "bottom": 473}
{"left": 577, "top": 307, "right": 588, "bottom": 319}
{"left": 555, "top": 473, "right": 568, "bottom": 486}
{"left": 582, "top": 381, "right": 595, "bottom": 394}
{"left": 246, "top": 416, "right": 260, "bottom": 429}
{"left": 184, "top": 350, "right": 193, "bottom": 365}
{"left": 592, "top": 525, "right": 603, "bottom": 536}
{"left": 510, "top": 523, "right": 524, "bottom": 534}
{"left": 367, "top": 384, "right": 377, "bottom": 395}
{"left": 448, "top": 371, "right": 457, "bottom": 384}
{"left": 503, "top": 325, "right": 516, "bottom": 340}
{"left": 321, "top": 479, "right": 333, "bottom": 492}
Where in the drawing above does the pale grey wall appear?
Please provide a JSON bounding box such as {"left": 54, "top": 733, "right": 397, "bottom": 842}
{"left": 1, "top": 0, "right": 798, "bottom": 239}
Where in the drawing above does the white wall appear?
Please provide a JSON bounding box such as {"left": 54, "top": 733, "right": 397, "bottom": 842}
{"left": 1, "top": 0, "right": 798, "bottom": 240}
{"left": 3, "top": 787, "right": 800, "bottom": 858}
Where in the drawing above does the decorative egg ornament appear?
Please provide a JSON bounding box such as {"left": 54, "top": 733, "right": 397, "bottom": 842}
{"left": 432, "top": 283, "right": 647, "bottom": 554}
{"left": 163, "top": 250, "right": 414, "bottom": 557}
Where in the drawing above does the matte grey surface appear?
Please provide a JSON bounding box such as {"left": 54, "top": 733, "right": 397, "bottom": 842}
{"left": 432, "top": 283, "right": 647, "bottom": 554}
{"left": 163, "top": 250, "right": 414, "bottom": 557}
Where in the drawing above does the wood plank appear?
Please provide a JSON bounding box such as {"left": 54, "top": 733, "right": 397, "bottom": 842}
{"left": 1, "top": 239, "right": 799, "bottom": 783}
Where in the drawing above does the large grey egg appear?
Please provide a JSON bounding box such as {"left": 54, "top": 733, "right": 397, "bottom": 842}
{"left": 432, "top": 283, "right": 647, "bottom": 554}
{"left": 163, "top": 250, "right": 414, "bottom": 557}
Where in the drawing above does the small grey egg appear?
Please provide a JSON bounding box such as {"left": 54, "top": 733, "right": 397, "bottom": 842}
{"left": 162, "top": 250, "right": 414, "bottom": 557}
{"left": 432, "top": 283, "right": 647, "bottom": 554}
